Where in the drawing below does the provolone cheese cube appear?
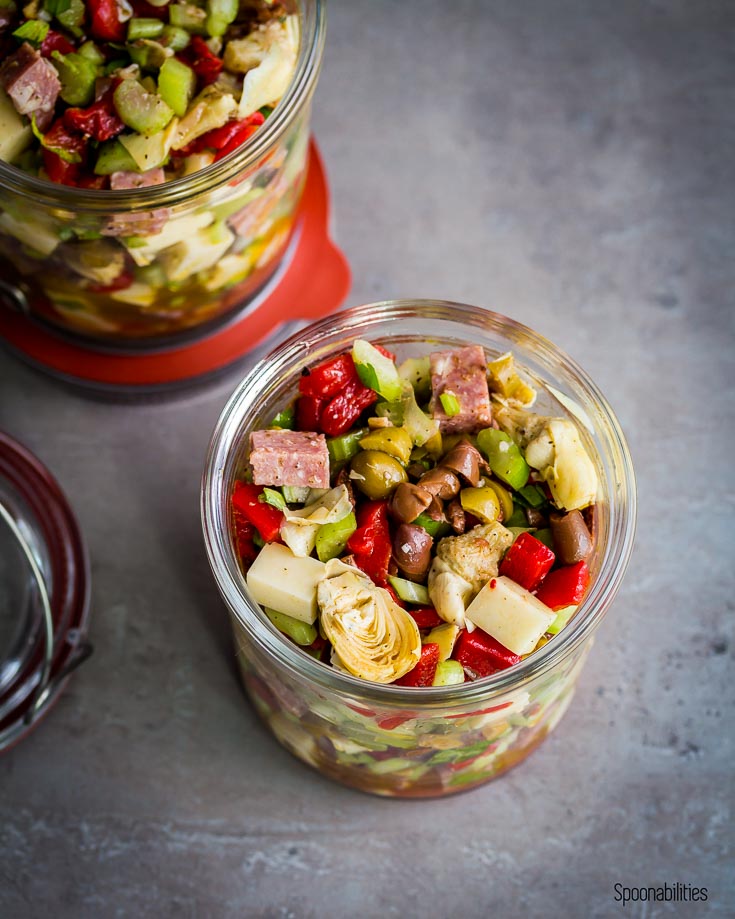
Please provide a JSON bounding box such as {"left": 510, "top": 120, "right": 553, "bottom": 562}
{"left": 245, "top": 543, "right": 325, "bottom": 624}
{"left": 465, "top": 576, "right": 555, "bottom": 656}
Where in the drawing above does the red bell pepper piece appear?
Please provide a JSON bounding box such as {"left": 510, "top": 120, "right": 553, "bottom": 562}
{"left": 452, "top": 628, "right": 520, "bottom": 678}
{"left": 43, "top": 118, "right": 88, "bottom": 160}
{"left": 535, "top": 561, "right": 589, "bottom": 611}
{"left": 320, "top": 377, "right": 378, "bottom": 437}
{"left": 64, "top": 90, "right": 125, "bottom": 143}
{"left": 42, "top": 149, "right": 81, "bottom": 185}
{"left": 346, "top": 500, "right": 392, "bottom": 587}
{"left": 77, "top": 173, "right": 109, "bottom": 190}
{"left": 299, "top": 353, "right": 357, "bottom": 400}
{"left": 395, "top": 643, "right": 440, "bottom": 687}
{"left": 406, "top": 607, "right": 443, "bottom": 629}
{"left": 296, "top": 393, "right": 327, "bottom": 432}
{"left": 88, "top": 269, "right": 135, "bottom": 293}
{"left": 131, "top": 0, "right": 169, "bottom": 18}
{"left": 499, "top": 532, "right": 555, "bottom": 592}
{"left": 446, "top": 701, "right": 513, "bottom": 720}
{"left": 373, "top": 344, "right": 396, "bottom": 361}
{"left": 213, "top": 113, "right": 265, "bottom": 160}
{"left": 179, "top": 36, "right": 223, "bottom": 87}
{"left": 89, "top": 0, "right": 127, "bottom": 41}
{"left": 40, "top": 30, "right": 76, "bottom": 57}
{"left": 231, "top": 481, "right": 284, "bottom": 543}
{"left": 376, "top": 712, "right": 415, "bottom": 730}
{"left": 233, "top": 513, "right": 258, "bottom": 564}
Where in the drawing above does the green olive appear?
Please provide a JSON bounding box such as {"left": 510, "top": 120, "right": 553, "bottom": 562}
{"left": 350, "top": 450, "right": 408, "bottom": 500}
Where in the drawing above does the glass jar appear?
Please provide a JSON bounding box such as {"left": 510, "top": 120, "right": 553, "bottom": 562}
{"left": 201, "top": 300, "right": 636, "bottom": 797}
{"left": 0, "top": 0, "right": 325, "bottom": 345}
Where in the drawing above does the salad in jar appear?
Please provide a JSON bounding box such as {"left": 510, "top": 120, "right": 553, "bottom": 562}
{"left": 227, "top": 337, "right": 603, "bottom": 794}
{"left": 0, "top": 0, "right": 313, "bottom": 338}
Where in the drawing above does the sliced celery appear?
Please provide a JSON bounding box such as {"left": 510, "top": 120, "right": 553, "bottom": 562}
{"left": 260, "top": 488, "right": 287, "bottom": 512}
{"left": 94, "top": 139, "right": 138, "bottom": 175}
{"left": 52, "top": 51, "right": 98, "bottom": 107}
{"left": 264, "top": 608, "right": 317, "bottom": 646}
{"left": 158, "top": 57, "right": 195, "bottom": 117}
{"left": 269, "top": 406, "right": 295, "bottom": 430}
{"left": 160, "top": 25, "right": 191, "bottom": 51}
{"left": 387, "top": 576, "right": 430, "bottom": 606}
{"left": 281, "top": 485, "right": 310, "bottom": 504}
{"left": 114, "top": 79, "right": 174, "bottom": 136}
{"left": 432, "top": 660, "right": 464, "bottom": 686}
{"left": 439, "top": 391, "right": 460, "bottom": 416}
{"left": 128, "top": 17, "right": 165, "bottom": 40}
{"left": 547, "top": 605, "right": 576, "bottom": 635}
{"left": 414, "top": 513, "right": 450, "bottom": 539}
{"left": 326, "top": 427, "right": 368, "bottom": 464}
{"left": 315, "top": 511, "right": 357, "bottom": 562}
{"left": 205, "top": 0, "right": 238, "bottom": 37}
{"left": 477, "top": 428, "right": 530, "bottom": 491}
{"left": 352, "top": 339, "right": 402, "bottom": 402}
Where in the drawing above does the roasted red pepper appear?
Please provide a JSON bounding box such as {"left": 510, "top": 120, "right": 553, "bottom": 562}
{"left": 452, "top": 628, "right": 520, "bottom": 678}
{"left": 296, "top": 393, "right": 327, "bottom": 432}
{"left": 179, "top": 35, "right": 223, "bottom": 86}
{"left": 131, "top": 0, "right": 169, "bottom": 18}
{"left": 64, "top": 90, "right": 125, "bottom": 142}
{"left": 233, "top": 514, "right": 258, "bottom": 564}
{"left": 299, "top": 353, "right": 357, "bottom": 400}
{"left": 499, "top": 532, "right": 555, "bottom": 592}
{"left": 535, "top": 560, "right": 589, "bottom": 610}
{"left": 87, "top": 268, "right": 135, "bottom": 293}
{"left": 395, "top": 643, "right": 440, "bottom": 687}
{"left": 376, "top": 712, "right": 415, "bottom": 731}
{"left": 406, "top": 607, "right": 443, "bottom": 629}
{"left": 213, "top": 113, "right": 265, "bottom": 160}
{"left": 373, "top": 344, "right": 396, "bottom": 362}
{"left": 40, "top": 30, "right": 76, "bottom": 57}
{"left": 346, "top": 500, "right": 392, "bottom": 587}
{"left": 42, "top": 149, "right": 81, "bottom": 185}
{"left": 231, "top": 482, "right": 284, "bottom": 543}
{"left": 320, "top": 377, "right": 378, "bottom": 437}
{"left": 89, "top": 0, "right": 127, "bottom": 41}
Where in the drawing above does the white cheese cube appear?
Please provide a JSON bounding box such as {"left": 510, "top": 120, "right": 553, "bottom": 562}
{"left": 465, "top": 576, "right": 555, "bottom": 656}
{"left": 245, "top": 543, "right": 325, "bottom": 624}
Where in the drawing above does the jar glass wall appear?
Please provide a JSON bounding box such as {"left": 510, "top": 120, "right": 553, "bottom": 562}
{"left": 0, "top": 0, "right": 325, "bottom": 345}
{"left": 202, "top": 301, "right": 636, "bottom": 797}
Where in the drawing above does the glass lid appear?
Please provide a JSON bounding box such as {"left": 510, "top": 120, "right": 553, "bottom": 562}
{"left": 0, "top": 432, "right": 92, "bottom": 752}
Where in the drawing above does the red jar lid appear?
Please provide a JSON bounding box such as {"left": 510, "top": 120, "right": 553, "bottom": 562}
{"left": 0, "top": 432, "right": 91, "bottom": 752}
{"left": 0, "top": 140, "right": 350, "bottom": 393}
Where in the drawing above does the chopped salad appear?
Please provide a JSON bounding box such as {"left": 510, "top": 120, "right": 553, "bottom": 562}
{"left": 233, "top": 340, "right": 599, "bottom": 689}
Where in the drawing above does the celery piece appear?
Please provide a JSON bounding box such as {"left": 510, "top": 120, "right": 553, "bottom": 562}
{"left": 258, "top": 104, "right": 274, "bottom": 118}
{"left": 94, "top": 139, "right": 138, "bottom": 175}
{"left": 128, "top": 40, "right": 170, "bottom": 72}
{"left": 398, "top": 356, "right": 431, "bottom": 401}
{"left": 158, "top": 57, "right": 195, "bottom": 117}
{"left": 264, "top": 608, "right": 317, "bottom": 646}
{"left": 114, "top": 78, "right": 174, "bottom": 136}
{"left": 414, "top": 513, "right": 450, "bottom": 539}
{"left": 78, "top": 41, "right": 105, "bottom": 65}
{"left": 326, "top": 427, "right": 369, "bottom": 464}
{"left": 281, "top": 485, "right": 310, "bottom": 504}
{"left": 160, "top": 25, "right": 191, "bottom": 51}
{"left": 259, "top": 488, "right": 287, "bottom": 512}
{"left": 504, "top": 506, "right": 528, "bottom": 528}
{"left": 13, "top": 20, "right": 49, "bottom": 45}
{"left": 477, "top": 428, "right": 530, "bottom": 491}
{"left": 516, "top": 484, "right": 547, "bottom": 508}
{"left": 534, "top": 527, "right": 554, "bottom": 551}
{"left": 269, "top": 405, "right": 295, "bottom": 430}
{"left": 387, "top": 576, "right": 430, "bottom": 606}
{"left": 128, "top": 17, "right": 165, "bottom": 40}
{"left": 375, "top": 400, "right": 404, "bottom": 426}
{"left": 432, "top": 660, "right": 464, "bottom": 687}
{"left": 104, "top": 57, "right": 131, "bottom": 76}
{"left": 352, "top": 339, "right": 402, "bottom": 402}
{"left": 439, "top": 391, "right": 461, "bottom": 417}
{"left": 547, "top": 605, "right": 576, "bottom": 636}
{"left": 168, "top": 2, "right": 207, "bottom": 34}
{"left": 316, "top": 511, "right": 356, "bottom": 563}
{"left": 52, "top": 51, "right": 98, "bottom": 107}
{"left": 205, "top": 0, "right": 238, "bottom": 37}
{"left": 56, "top": 0, "right": 85, "bottom": 34}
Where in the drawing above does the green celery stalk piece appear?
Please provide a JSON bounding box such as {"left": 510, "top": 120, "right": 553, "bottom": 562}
{"left": 160, "top": 25, "right": 191, "bottom": 51}
{"left": 157, "top": 57, "right": 195, "bottom": 117}
{"left": 52, "top": 51, "right": 98, "bottom": 107}
{"left": 113, "top": 78, "right": 174, "bottom": 136}
{"left": 398, "top": 356, "right": 431, "bottom": 401}
{"left": 128, "top": 17, "right": 165, "bottom": 40}
{"left": 264, "top": 608, "right": 317, "bottom": 646}
{"left": 413, "top": 512, "right": 450, "bottom": 539}
{"left": 13, "top": 20, "right": 49, "bottom": 45}
{"left": 504, "top": 506, "right": 528, "bottom": 528}
{"left": 168, "top": 2, "right": 207, "bottom": 34}
{"left": 56, "top": 0, "right": 85, "bottom": 34}
{"left": 387, "top": 576, "right": 430, "bottom": 606}
{"left": 94, "top": 139, "right": 139, "bottom": 175}
{"left": 439, "top": 391, "right": 460, "bottom": 416}
{"left": 269, "top": 405, "right": 295, "bottom": 430}
{"left": 477, "top": 427, "right": 531, "bottom": 491}
{"left": 316, "top": 511, "right": 357, "bottom": 562}
{"left": 352, "top": 339, "right": 402, "bottom": 402}
{"left": 205, "top": 0, "right": 238, "bottom": 37}
{"left": 547, "top": 605, "right": 576, "bottom": 635}
{"left": 534, "top": 527, "right": 554, "bottom": 550}
{"left": 259, "top": 488, "right": 287, "bottom": 512}
{"left": 77, "top": 41, "right": 105, "bottom": 65}
{"left": 326, "top": 427, "right": 369, "bottom": 464}
{"left": 432, "top": 660, "right": 464, "bottom": 686}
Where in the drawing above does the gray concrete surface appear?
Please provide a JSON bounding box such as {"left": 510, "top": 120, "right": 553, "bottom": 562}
{"left": 1, "top": 1, "right": 733, "bottom": 916}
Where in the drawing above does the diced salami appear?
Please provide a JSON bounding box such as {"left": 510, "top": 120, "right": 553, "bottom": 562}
{"left": 430, "top": 345, "right": 493, "bottom": 434}
{"left": 102, "top": 168, "right": 170, "bottom": 236}
{"left": 249, "top": 429, "right": 330, "bottom": 489}
{"left": 0, "top": 43, "right": 61, "bottom": 131}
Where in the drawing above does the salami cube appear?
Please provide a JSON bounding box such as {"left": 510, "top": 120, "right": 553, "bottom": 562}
{"left": 430, "top": 345, "right": 493, "bottom": 434}
{"left": 249, "top": 429, "right": 330, "bottom": 489}
{"left": 0, "top": 42, "right": 61, "bottom": 131}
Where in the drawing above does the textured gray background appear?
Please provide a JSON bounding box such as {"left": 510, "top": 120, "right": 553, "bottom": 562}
{"left": 1, "top": 1, "right": 733, "bottom": 917}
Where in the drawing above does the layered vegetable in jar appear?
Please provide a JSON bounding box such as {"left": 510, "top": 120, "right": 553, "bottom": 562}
{"left": 227, "top": 337, "right": 604, "bottom": 795}
{"left": 0, "top": 0, "right": 315, "bottom": 338}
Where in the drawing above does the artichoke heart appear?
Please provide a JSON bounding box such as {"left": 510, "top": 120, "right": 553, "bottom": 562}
{"left": 317, "top": 560, "right": 421, "bottom": 683}
{"left": 524, "top": 418, "right": 598, "bottom": 511}
{"left": 280, "top": 485, "right": 352, "bottom": 558}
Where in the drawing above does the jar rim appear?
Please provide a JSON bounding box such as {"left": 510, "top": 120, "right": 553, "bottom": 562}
{"left": 0, "top": 0, "right": 325, "bottom": 214}
{"left": 201, "top": 300, "right": 637, "bottom": 707}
